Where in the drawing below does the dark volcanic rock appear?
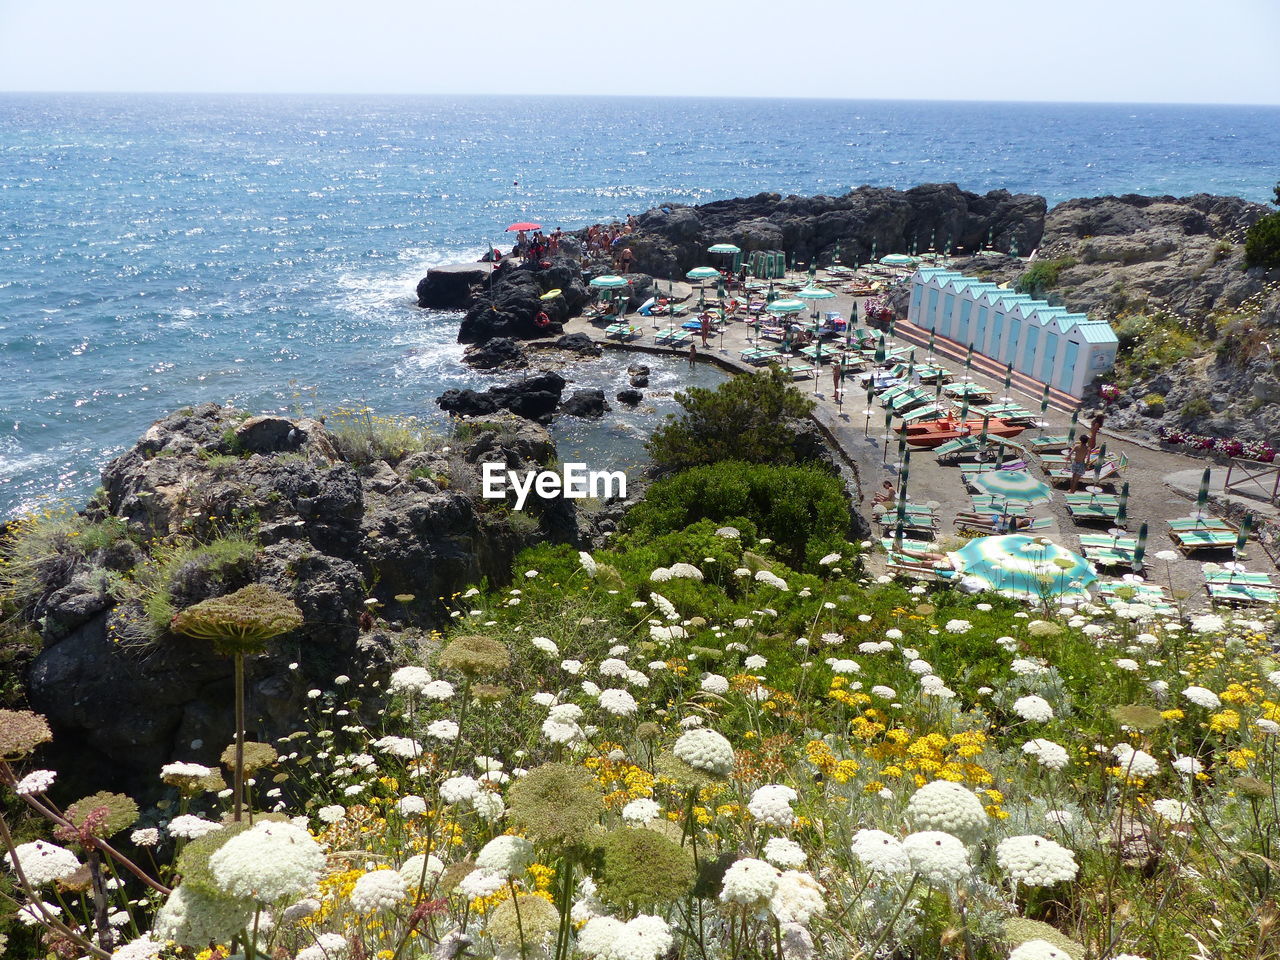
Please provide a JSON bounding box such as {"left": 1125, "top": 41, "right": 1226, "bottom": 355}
{"left": 462, "top": 337, "right": 529, "bottom": 370}
{"left": 616, "top": 389, "right": 643, "bottom": 406}
{"left": 417, "top": 264, "right": 491, "bottom": 309}
{"left": 438, "top": 372, "right": 567, "bottom": 424}
{"left": 555, "top": 332, "right": 603, "bottom": 356}
{"left": 560, "top": 388, "right": 609, "bottom": 419}
{"left": 455, "top": 258, "right": 591, "bottom": 343}
{"left": 628, "top": 364, "right": 650, "bottom": 388}
{"left": 615, "top": 185, "right": 1046, "bottom": 278}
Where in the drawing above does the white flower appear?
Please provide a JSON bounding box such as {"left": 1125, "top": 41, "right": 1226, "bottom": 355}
{"left": 715, "top": 526, "right": 741, "bottom": 539}
{"left": 471, "top": 791, "right": 505, "bottom": 822}
{"left": 111, "top": 935, "right": 165, "bottom": 960}
{"left": 579, "top": 551, "right": 598, "bottom": 576}
{"left": 944, "top": 619, "right": 971, "bottom": 634}
{"left": 669, "top": 562, "right": 704, "bottom": 580}
{"left": 579, "top": 914, "right": 672, "bottom": 960}
{"left": 754, "top": 570, "right": 789, "bottom": 591}
{"left": 427, "top": 719, "right": 459, "bottom": 741}
{"left": 374, "top": 735, "right": 423, "bottom": 758}
{"left": 532, "top": 636, "right": 559, "bottom": 656}
{"left": 902, "top": 831, "right": 971, "bottom": 885}
{"left": 748, "top": 784, "right": 798, "bottom": 828}
{"left": 649, "top": 593, "right": 677, "bottom": 619}
{"left": 561, "top": 659, "right": 584, "bottom": 675}
{"left": 317, "top": 804, "right": 345, "bottom": 824}
{"left": 1011, "top": 659, "right": 1048, "bottom": 677}
{"left": 851, "top": 830, "right": 910, "bottom": 875}
{"left": 1182, "top": 686, "right": 1221, "bottom": 709}
{"left": 14, "top": 770, "right": 56, "bottom": 795}
{"left": 476, "top": 835, "right": 533, "bottom": 874}
{"left": 763, "top": 837, "right": 807, "bottom": 868}
{"left": 1152, "top": 799, "right": 1194, "bottom": 824}
{"left": 1009, "top": 941, "right": 1074, "bottom": 960}
{"left": 350, "top": 869, "right": 408, "bottom": 912}
{"left": 1172, "top": 756, "right": 1203, "bottom": 776}
{"left": 296, "top": 933, "right": 349, "bottom": 960}
{"left": 719, "top": 858, "right": 780, "bottom": 911}
{"left": 388, "top": 666, "right": 433, "bottom": 695}
{"left": 673, "top": 728, "right": 735, "bottom": 776}
{"left": 908, "top": 658, "right": 933, "bottom": 675}
{"left": 1013, "top": 695, "right": 1054, "bottom": 722}
{"left": 745, "top": 654, "right": 768, "bottom": 670}
{"left": 441, "top": 776, "right": 480, "bottom": 804}
{"left": 3, "top": 840, "right": 80, "bottom": 885}
{"left": 458, "top": 867, "right": 506, "bottom": 899}
{"left": 906, "top": 780, "right": 988, "bottom": 843}
{"left": 282, "top": 898, "right": 321, "bottom": 923}
{"left": 599, "top": 657, "right": 629, "bottom": 677}
{"left": 1190, "top": 613, "right": 1225, "bottom": 634}
{"left": 160, "top": 761, "right": 213, "bottom": 780}
{"left": 209, "top": 820, "right": 326, "bottom": 902}
{"left": 1112, "top": 744, "right": 1159, "bottom": 778}
{"left": 422, "top": 680, "right": 455, "bottom": 700}
{"left": 399, "top": 853, "right": 445, "bottom": 888}
{"left": 131, "top": 827, "right": 161, "bottom": 847}
{"left": 543, "top": 717, "right": 582, "bottom": 744}
{"left": 1022, "top": 739, "right": 1069, "bottom": 771}
{"left": 621, "top": 798, "right": 661, "bottom": 825}
{"left": 600, "top": 688, "right": 639, "bottom": 716}
{"left": 826, "top": 658, "right": 860, "bottom": 674}
{"left": 649, "top": 567, "right": 673, "bottom": 582}
{"left": 870, "top": 684, "right": 897, "bottom": 699}
{"left": 1044, "top": 810, "right": 1074, "bottom": 828}
{"left": 701, "top": 673, "right": 730, "bottom": 695}
{"left": 1257, "top": 718, "right": 1280, "bottom": 735}
{"left": 167, "top": 814, "right": 224, "bottom": 839}
{"left": 769, "top": 870, "right": 825, "bottom": 925}
{"left": 397, "top": 795, "right": 427, "bottom": 817}
{"left": 549, "top": 703, "right": 584, "bottom": 723}
{"left": 995, "top": 835, "right": 1078, "bottom": 886}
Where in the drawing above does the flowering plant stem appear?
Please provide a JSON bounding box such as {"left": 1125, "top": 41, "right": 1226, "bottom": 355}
{"left": 234, "top": 651, "right": 247, "bottom": 822}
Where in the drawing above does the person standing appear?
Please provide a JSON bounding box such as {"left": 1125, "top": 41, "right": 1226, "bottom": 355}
{"left": 700, "top": 313, "right": 711, "bottom": 347}
{"left": 1068, "top": 434, "right": 1091, "bottom": 493}
{"left": 688, "top": 342, "right": 698, "bottom": 368}
{"left": 832, "top": 360, "right": 842, "bottom": 399}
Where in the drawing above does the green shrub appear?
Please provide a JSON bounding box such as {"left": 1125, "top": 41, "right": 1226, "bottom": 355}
{"left": 0, "top": 507, "right": 133, "bottom": 614}
{"left": 1108, "top": 312, "right": 1205, "bottom": 387}
{"left": 1014, "top": 257, "right": 1076, "bottom": 297}
{"left": 1244, "top": 212, "right": 1280, "bottom": 269}
{"left": 621, "top": 462, "right": 850, "bottom": 567}
{"left": 1180, "top": 395, "right": 1213, "bottom": 420}
{"left": 646, "top": 368, "right": 817, "bottom": 471}
{"left": 125, "top": 535, "right": 259, "bottom": 639}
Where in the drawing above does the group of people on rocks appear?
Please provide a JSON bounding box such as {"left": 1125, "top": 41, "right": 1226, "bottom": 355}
{"left": 585, "top": 218, "right": 639, "bottom": 273}
{"left": 508, "top": 228, "right": 562, "bottom": 265}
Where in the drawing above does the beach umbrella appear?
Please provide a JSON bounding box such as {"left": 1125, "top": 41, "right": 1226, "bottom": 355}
{"left": 1234, "top": 513, "right": 1253, "bottom": 556}
{"left": 1093, "top": 443, "right": 1108, "bottom": 484}
{"left": 1116, "top": 482, "right": 1130, "bottom": 527}
{"left": 927, "top": 329, "right": 937, "bottom": 359}
{"left": 968, "top": 470, "right": 1053, "bottom": 506}
{"left": 506, "top": 221, "right": 541, "bottom": 232}
{"left": 882, "top": 408, "right": 894, "bottom": 462}
{"left": 766, "top": 298, "right": 807, "bottom": 317}
{"left": 949, "top": 535, "right": 1096, "bottom": 602}
{"left": 874, "top": 334, "right": 887, "bottom": 365}
{"left": 589, "top": 274, "right": 629, "bottom": 290}
{"left": 708, "top": 242, "right": 740, "bottom": 255}
{"left": 1002, "top": 363, "right": 1014, "bottom": 395}
{"left": 979, "top": 412, "right": 991, "bottom": 448}
{"left": 963, "top": 345, "right": 974, "bottom": 381}
{"left": 687, "top": 266, "right": 720, "bottom": 308}
{"left": 1133, "top": 522, "right": 1148, "bottom": 572}
{"left": 798, "top": 285, "right": 836, "bottom": 321}
{"left": 1195, "top": 467, "right": 1211, "bottom": 516}
{"left": 879, "top": 253, "right": 917, "bottom": 268}
{"left": 959, "top": 394, "right": 971, "bottom": 425}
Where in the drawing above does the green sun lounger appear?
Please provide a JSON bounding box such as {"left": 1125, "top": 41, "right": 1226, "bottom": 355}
{"left": 900, "top": 404, "right": 949, "bottom": 426}
{"left": 1067, "top": 502, "right": 1125, "bottom": 525}
{"left": 1168, "top": 517, "right": 1236, "bottom": 533}
{"left": 1027, "top": 435, "right": 1071, "bottom": 449}
{"left": 967, "top": 496, "right": 1029, "bottom": 515}
{"left": 784, "top": 363, "right": 815, "bottom": 380}
{"left": 1204, "top": 570, "right": 1271, "bottom": 586}
{"left": 740, "top": 347, "right": 782, "bottom": 365}
{"left": 655, "top": 327, "right": 691, "bottom": 345}
{"left": 1207, "top": 583, "right": 1280, "bottom": 607}
{"left": 605, "top": 323, "right": 642, "bottom": 341}
{"left": 1170, "top": 529, "right": 1237, "bottom": 553}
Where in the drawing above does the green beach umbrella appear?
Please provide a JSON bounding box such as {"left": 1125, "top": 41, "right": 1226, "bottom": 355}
{"left": 708, "top": 243, "right": 740, "bottom": 255}
{"left": 589, "top": 274, "right": 629, "bottom": 290}
{"left": 1116, "top": 481, "right": 1130, "bottom": 527}
{"left": 1195, "top": 467, "right": 1211, "bottom": 516}
{"left": 1234, "top": 513, "right": 1253, "bottom": 556}
{"left": 766, "top": 298, "right": 807, "bottom": 315}
{"left": 874, "top": 334, "right": 887, "bottom": 365}
{"left": 686, "top": 266, "right": 719, "bottom": 281}
{"left": 798, "top": 285, "right": 836, "bottom": 320}
{"left": 968, "top": 470, "right": 1053, "bottom": 506}
{"left": 1133, "top": 522, "right": 1148, "bottom": 572}
{"left": 1002, "top": 362, "right": 1013, "bottom": 395}
{"left": 1093, "top": 443, "right": 1109, "bottom": 484}
{"left": 949, "top": 535, "right": 1096, "bottom": 602}
{"left": 979, "top": 412, "right": 991, "bottom": 448}
{"left": 879, "top": 253, "right": 917, "bottom": 268}
{"left": 1039, "top": 384, "right": 1051, "bottom": 415}
{"left": 963, "top": 344, "right": 974, "bottom": 381}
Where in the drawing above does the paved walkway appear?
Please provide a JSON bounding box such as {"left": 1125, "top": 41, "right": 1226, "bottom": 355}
{"left": 561, "top": 270, "right": 1278, "bottom": 608}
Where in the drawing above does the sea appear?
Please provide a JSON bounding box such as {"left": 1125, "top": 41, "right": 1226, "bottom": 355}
{"left": 3, "top": 93, "right": 1279, "bottom": 518}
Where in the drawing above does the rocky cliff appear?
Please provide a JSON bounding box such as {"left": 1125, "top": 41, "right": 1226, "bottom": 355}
{"left": 15, "top": 403, "right": 580, "bottom": 795}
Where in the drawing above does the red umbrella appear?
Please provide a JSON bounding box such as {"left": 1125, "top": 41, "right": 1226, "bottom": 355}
{"left": 506, "top": 222, "right": 541, "bottom": 232}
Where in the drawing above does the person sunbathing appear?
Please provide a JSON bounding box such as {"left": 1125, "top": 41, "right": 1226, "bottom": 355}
{"left": 872, "top": 480, "right": 897, "bottom": 505}
{"left": 955, "top": 511, "right": 1032, "bottom": 533}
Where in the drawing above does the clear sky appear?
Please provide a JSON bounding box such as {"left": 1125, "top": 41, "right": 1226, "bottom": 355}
{"left": 1, "top": 0, "right": 1278, "bottom": 104}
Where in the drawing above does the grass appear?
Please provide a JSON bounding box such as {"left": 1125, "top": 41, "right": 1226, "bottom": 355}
{"left": 324, "top": 407, "right": 438, "bottom": 467}
{"left": 0, "top": 505, "right": 133, "bottom": 616}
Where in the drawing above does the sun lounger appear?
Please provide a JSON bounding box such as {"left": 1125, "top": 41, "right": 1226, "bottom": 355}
{"left": 954, "top": 512, "right": 1052, "bottom": 534}
{"left": 1079, "top": 536, "right": 1139, "bottom": 568}
{"left": 968, "top": 496, "right": 1029, "bottom": 515}
{"left": 886, "top": 390, "right": 933, "bottom": 414}
{"left": 943, "top": 383, "right": 994, "bottom": 401}
{"left": 1067, "top": 501, "right": 1125, "bottom": 526}
{"left": 1207, "top": 582, "right": 1280, "bottom": 607}
{"left": 740, "top": 347, "right": 782, "bottom": 365}
{"left": 900, "top": 404, "right": 949, "bottom": 426}
{"left": 1027, "top": 435, "right": 1071, "bottom": 449}
{"left": 886, "top": 559, "right": 956, "bottom": 582}
{"left": 1170, "top": 529, "right": 1238, "bottom": 554}
{"left": 1046, "top": 461, "right": 1121, "bottom": 487}
{"left": 798, "top": 345, "right": 831, "bottom": 365}
{"left": 605, "top": 323, "right": 642, "bottom": 341}
{"left": 880, "top": 536, "right": 936, "bottom": 555}
{"left": 1098, "top": 581, "right": 1178, "bottom": 616}
{"left": 1168, "top": 517, "right": 1236, "bottom": 533}
{"left": 958, "top": 460, "right": 1028, "bottom": 476}
{"left": 1064, "top": 492, "right": 1119, "bottom": 505}
{"left": 784, "top": 362, "right": 815, "bottom": 381}
{"left": 1204, "top": 569, "right": 1271, "bottom": 586}
{"left": 654, "top": 327, "right": 691, "bottom": 345}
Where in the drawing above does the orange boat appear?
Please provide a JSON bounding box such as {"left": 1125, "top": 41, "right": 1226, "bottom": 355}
{"left": 901, "top": 416, "right": 1026, "bottom": 449}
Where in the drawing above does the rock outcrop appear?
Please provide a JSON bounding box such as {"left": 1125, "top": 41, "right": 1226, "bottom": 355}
{"left": 455, "top": 258, "right": 591, "bottom": 343}
{"left": 560, "top": 388, "right": 609, "bottom": 419}
{"left": 462, "top": 337, "right": 529, "bottom": 370}
{"left": 22, "top": 403, "right": 578, "bottom": 795}
{"left": 438, "top": 371, "right": 568, "bottom": 424}
{"left": 615, "top": 184, "right": 1046, "bottom": 278}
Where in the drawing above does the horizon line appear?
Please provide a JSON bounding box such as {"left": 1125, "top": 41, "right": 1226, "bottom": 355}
{"left": 2, "top": 89, "right": 1279, "bottom": 109}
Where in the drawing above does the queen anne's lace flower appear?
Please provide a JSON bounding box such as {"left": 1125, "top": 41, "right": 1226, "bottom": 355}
{"left": 995, "top": 835, "right": 1078, "bottom": 886}
{"left": 578, "top": 914, "right": 672, "bottom": 960}
{"left": 673, "top": 728, "right": 735, "bottom": 777}
{"left": 167, "top": 815, "right": 223, "bottom": 839}
{"left": 297, "top": 934, "right": 350, "bottom": 960}
{"left": 1008, "top": 941, "right": 1073, "bottom": 960}
{"left": 427, "top": 719, "right": 459, "bottom": 741}
{"left": 476, "top": 835, "right": 533, "bottom": 874}
{"left": 902, "top": 831, "right": 971, "bottom": 885}
{"left": 1152, "top": 799, "right": 1194, "bottom": 823}
{"left": 1021, "top": 739, "right": 1069, "bottom": 770}
{"left": 373, "top": 735, "right": 422, "bottom": 758}
{"left": 349, "top": 869, "right": 408, "bottom": 912}
{"left": 719, "top": 858, "right": 780, "bottom": 911}
{"left": 600, "top": 688, "right": 639, "bottom": 716}
{"left": 388, "top": 666, "right": 432, "bottom": 695}
{"left": 111, "top": 935, "right": 164, "bottom": 960}
{"left": 3, "top": 840, "right": 80, "bottom": 885}
{"left": 754, "top": 571, "right": 788, "bottom": 591}
{"left": 1182, "top": 685, "right": 1221, "bottom": 709}
{"left": 748, "top": 784, "right": 798, "bottom": 828}
{"left": 1112, "top": 744, "right": 1159, "bottom": 778}
{"left": 532, "top": 637, "right": 559, "bottom": 656}
{"left": 209, "top": 820, "right": 325, "bottom": 902}
{"left": 701, "top": 674, "right": 730, "bottom": 695}
{"left": 397, "top": 795, "right": 427, "bottom": 816}
{"left": 14, "top": 770, "right": 56, "bottom": 795}
{"left": 1013, "top": 695, "right": 1054, "bottom": 722}
{"left": 398, "top": 853, "right": 445, "bottom": 888}
{"left": 906, "top": 780, "right": 988, "bottom": 843}
{"left": 764, "top": 837, "right": 807, "bottom": 868}
{"left": 621, "top": 798, "right": 660, "bottom": 825}
{"left": 851, "top": 829, "right": 910, "bottom": 874}
{"left": 769, "top": 871, "right": 824, "bottom": 925}
{"left": 458, "top": 867, "right": 506, "bottom": 899}
{"left": 317, "top": 804, "right": 345, "bottom": 824}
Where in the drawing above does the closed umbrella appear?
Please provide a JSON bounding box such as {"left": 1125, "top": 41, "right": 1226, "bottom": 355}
{"left": 1038, "top": 384, "right": 1051, "bottom": 434}
{"left": 963, "top": 345, "right": 974, "bottom": 382}
{"left": 1234, "top": 513, "right": 1253, "bottom": 556}
{"left": 927, "top": 329, "right": 937, "bottom": 359}
{"left": 949, "top": 535, "right": 1096, "bottom": 602}
{"left": 1002, "top": 362, "right": 1014, "bottom": 395}
{"left": 874, "top": 334, "right": 887, "bottom": 365}
{"left": 1116, "top": 482, "right": 1130, "bottom": 527}
{"left": 1195, "top": 467, "right": 1211, "bottom": 517}
{"left": 1093, "top": 443, "right": 1109, "bottom": 484}
{"left": 882, "top": 408, "right": 894, "bottom": 463}
{"left": 969, "top": 470, "right": 1053, "bottom": 506}
{"left": 1133, "top": 522, "right": 1148, "bottom": 571}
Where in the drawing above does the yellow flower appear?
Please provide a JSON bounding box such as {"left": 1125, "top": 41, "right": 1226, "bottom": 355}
{"left": 1208, "top": 709, "right": 1241, "bottom": 734}
{"left": 1160, "top": 709, "right": 1184, "bottom": 722}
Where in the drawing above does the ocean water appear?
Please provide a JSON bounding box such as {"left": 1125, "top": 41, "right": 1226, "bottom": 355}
{"left": 3, "top": 93, "right": 1279, "bottom": 517}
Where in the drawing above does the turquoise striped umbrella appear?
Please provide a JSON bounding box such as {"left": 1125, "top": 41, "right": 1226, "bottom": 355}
{"left": 708, "top": 243, "right": 741, "bottom": 255}
{"left": 589, "top": 274, "right": 629, "bottom": 289}
{"left": 798, "top": 285, "right": 836, "bottom": 320}
{"left": 969, "top": 470, "right": 1053, "bottom": 506}
{"left": 880, "top": 253, "right": 918, "bottom": 268}
{"left": 766, "top": 298, "right": 807, "bottom": 315}
{"left": 686, "top": 266, "right": 719, "bottom": 281}
{"left": 949, "top": 535, "right": 1096, "bottom": 602}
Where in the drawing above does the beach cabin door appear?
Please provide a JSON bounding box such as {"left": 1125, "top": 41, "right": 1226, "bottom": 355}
{"left": 1020, "top": 325, "right": 1039, "bottom": 375}
{"left": 1040, "top": 332, "right": 1058, "bottom": 384}
{"left": 1061, "top": 340, "right": 1080, "bottom": 393}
